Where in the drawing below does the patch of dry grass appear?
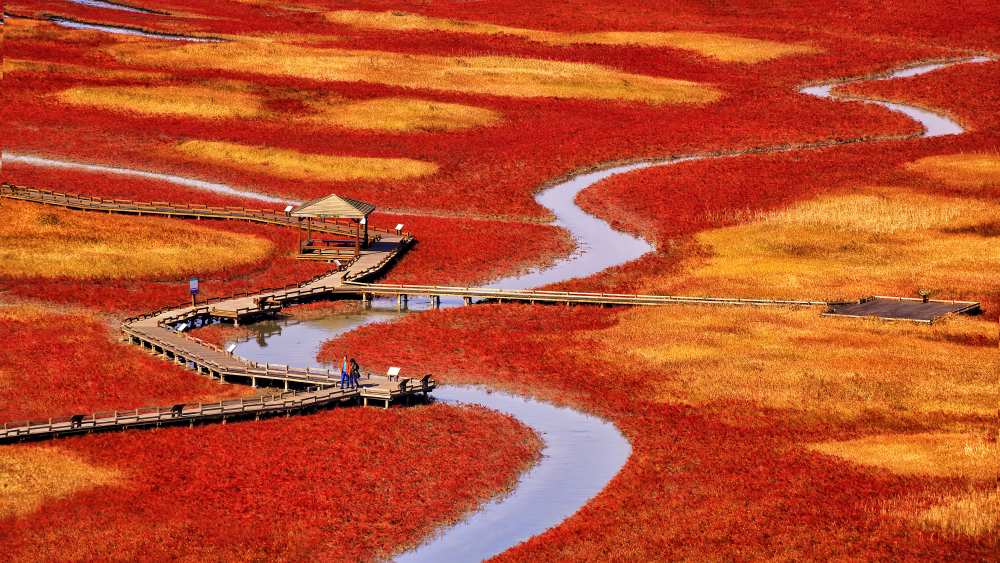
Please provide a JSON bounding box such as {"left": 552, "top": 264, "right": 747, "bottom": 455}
{"left": 57, "top": 85, "right": 264, "bottom": 120}
{"left": 0, "top": 303, "right": 50, "bottom": 322}
{"left": 53, "top": 80, "right": 499, "bottom": 131}
{"left": 674, "top": 188, "right": 1000, "bottom": 301}
{"left": 586, "top": 305, "right": 999, "bottom": 422}
{"left": 916, "top": 488, "right": 1000, "bottom": 537}
{"left": 173, "top": 140, "right": 439, "bottom": 181}
{"left": 0, "top": 446, "right": 122, "bottom": 518}
{"left": 301, "top": 97, "right": 502, "bottom": 132}
{"left": 326, "top": 10, "right": 820, "bottom": 63}
{"left": 905, "top": 153, "right": 1000, "bottom": 190}
{"left": 809, "top": 433, "right": 1000, "bottom": 479}
{"left": 6, "top": 59, "right": 168, "bottom": 82}
{"left": 107, "top": 40, "right": 722, "bottom": 105}
{"left": 0, "top": 200, "right": 273, "bottom": 279}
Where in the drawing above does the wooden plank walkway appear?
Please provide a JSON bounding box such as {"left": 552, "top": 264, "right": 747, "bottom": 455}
{"left": 348, "top": 282, "right": 831, "bottom": 309}
{"left": 0, "top": 183, "right": 404, "bottom": 239}
{"left": 0, "top": 184, "right": 428, "bottom": 443}
{"left": 0, "top": 183, "right": 983, "bottom": 442}
{"left": 1, "top": 374, "right": 435, "bottom": 442}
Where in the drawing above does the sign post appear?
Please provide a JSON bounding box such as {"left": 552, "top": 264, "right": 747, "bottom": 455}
{"left": 189, "top": 277, "right": 200, "bottom": 307}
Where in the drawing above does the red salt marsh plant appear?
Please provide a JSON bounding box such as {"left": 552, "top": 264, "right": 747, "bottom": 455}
{"left": 3, "top": 8, "right": 942, "bottom": 221}
{"left": 0, "top": 304, "right": 251, "bottom": 422}
{"left": 320, "top": 303, "right": 999, "bottom": 559}
{"left": 0, "top": 404, "right": 540, "bottom": 562}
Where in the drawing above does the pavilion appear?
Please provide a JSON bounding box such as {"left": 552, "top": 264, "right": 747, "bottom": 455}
{"left": 290, "top": 193, "right": 376, "bottom": 259}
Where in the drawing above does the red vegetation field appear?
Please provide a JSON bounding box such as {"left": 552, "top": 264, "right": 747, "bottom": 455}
{"left": 4, "top": 0, "right": 1000, "bottom": 559}
{"left": 4, "top": 0, "right": 953, "bottom": 222}
{"left": 1, "top": 404, "right": 540, "bottom": 561}
{"left": 320, "top": 304, "right": 1000, "bottom": 559}
{"left": 571, "top": 130, "right": 1000, "bottom": 312}
{"left": 0, "top": 305, "right": 249, "bottom": 422}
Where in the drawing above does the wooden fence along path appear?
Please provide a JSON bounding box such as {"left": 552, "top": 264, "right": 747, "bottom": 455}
{"left": 349, "top": 282, "right": 832, "bottom": 309}
{"left": 0, "top": 183, "right": 405, "bottom": 238}
{"left": 0, "top": 184, "right": 983, "bottom": 442}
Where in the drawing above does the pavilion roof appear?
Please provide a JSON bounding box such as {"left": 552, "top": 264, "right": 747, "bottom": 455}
{"left": 290, "top": 193, "right": 375, "bottom": 219}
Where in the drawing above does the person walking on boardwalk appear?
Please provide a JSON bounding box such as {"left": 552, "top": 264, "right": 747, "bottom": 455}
{"left": 340, "top": 355, "right": 349, "bottom": 389}
{"left": 350, "top": 358, "right": 361, "bottom": 388}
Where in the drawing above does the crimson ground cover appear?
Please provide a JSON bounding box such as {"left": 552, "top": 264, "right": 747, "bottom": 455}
{"left": 0, "top": 404, "right": 540, "bottom": 561}
{"left": 0, "top": 306, "right": 250, "bottom": 422}
{"left": 3, "top": 0, "right": 1000, "bottom": 559}
{"left": 4, "top": 3, "right": 946, "bottom": 220}
{"left": 319, "top": 304, "right": 999, "bottom": 560}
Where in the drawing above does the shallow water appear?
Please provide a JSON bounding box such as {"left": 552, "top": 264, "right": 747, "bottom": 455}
{"left": 65, "top": 0, "right": 161, "bottom": 14}
{"left": 49, "top": 16, "right": 221, "bottom": 42}
{"left": 398, "top": 386, "right": 630, "bottom": 562}
{"left": 3, "top": 153, "right": 294, "bottom": 205}
{"left": 488, "top": 162, "right": 661, "bottom": 289}
{"left": 800, "top": 57, "right": 992, "bottom": 137}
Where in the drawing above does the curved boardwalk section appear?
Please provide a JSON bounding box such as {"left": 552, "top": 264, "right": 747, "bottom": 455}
{"left": 0, "top": 191, "right": 431, "bottom": 442}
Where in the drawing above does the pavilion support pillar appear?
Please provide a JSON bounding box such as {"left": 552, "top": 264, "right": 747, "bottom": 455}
{"left": 363, "top": 219, "right": 369, "bottom": 249}
{"left": 355, "top": 220, "right": 361, "bottom": 258}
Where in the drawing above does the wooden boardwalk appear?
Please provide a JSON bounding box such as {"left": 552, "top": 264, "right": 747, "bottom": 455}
{"left": 349, "top": 282, "right": 831, "bottom": 309}
{"left": 0, "top": 183, "right": 403, "bottom": 240}
{"left": 0, "top": 184, "right": 984, "bottom": 442}
{"left": 0, "top": 184, "right": 428, "bottom": 443}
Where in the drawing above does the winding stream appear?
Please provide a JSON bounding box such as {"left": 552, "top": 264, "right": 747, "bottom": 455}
{"left": 6, "top": 53, "right": 991, "bottom": 561}
{"left": 2, "top": 153, "right": 293, "bottom": 205}
{"left": 233, "top": 311, "right": 631, "bottom": 563}
{"left": 49, "top": 16, "right": 222, "bottom": 42}
{"left": 64, "top": 0, "right": 164, "bottom": 15}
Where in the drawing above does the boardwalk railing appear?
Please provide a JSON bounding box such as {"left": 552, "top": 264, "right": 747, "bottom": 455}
{"left": 1, "top": 183, "right": 410, "bottom": 237}
{"left": 0, "top": 386, "right": 339, "bottom": 441}
{"left": 345, "top": 282, "right": 832, "bottom": 308}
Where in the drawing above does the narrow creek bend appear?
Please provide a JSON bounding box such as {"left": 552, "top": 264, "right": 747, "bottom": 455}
{"left": 48, "top": 16, "right": 223, "bottom": 42}
{"left": 232, "top": 305, "right": 631, "bottom": 563}
{"left": 64, "top": 0, "right": 165, "bottom": 15}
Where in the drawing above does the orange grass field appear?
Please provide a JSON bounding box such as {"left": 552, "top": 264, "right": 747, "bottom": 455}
{"left": 2, "top": 0, "right": 1000, "bottom": 559}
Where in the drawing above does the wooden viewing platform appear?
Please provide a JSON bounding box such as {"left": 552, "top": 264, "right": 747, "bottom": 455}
{"left": 823, "top": 296, "right": 982, "bottom": 323}
{"left": 0, "top": 184, "right": 427, "bottom": 444}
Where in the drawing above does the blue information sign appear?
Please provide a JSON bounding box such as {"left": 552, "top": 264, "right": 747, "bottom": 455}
{"left": 189, "top": 277, "right": 199, "bottom": 295}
